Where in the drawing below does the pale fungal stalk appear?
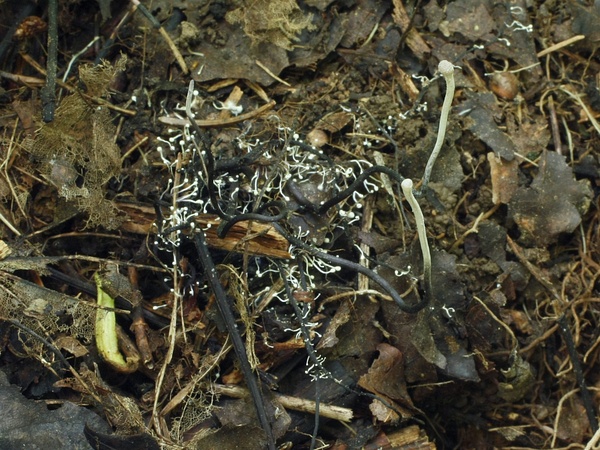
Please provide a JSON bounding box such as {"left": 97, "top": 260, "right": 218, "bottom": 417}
{"left": 420, "top": 60, "right": 456, "bottom": 192}
{"left": 401, "top": 178, "right": 432, "bottom": 299}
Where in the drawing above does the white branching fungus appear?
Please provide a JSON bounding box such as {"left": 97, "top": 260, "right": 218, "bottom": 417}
{"left": 401, "top": 178, "right": 432, "bottom": 297}
{"left": 213, "top": 99, "right": 243, "bottom": 116}
{"left": 421, "top": 60, "right": 456, "bottom": 191}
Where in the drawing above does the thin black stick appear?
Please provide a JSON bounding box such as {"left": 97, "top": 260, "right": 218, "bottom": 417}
{"left": 41, "top": 0, "right": 58, "bottom": 122}
{"left": 194, "top": 231, "right": 276, "bottom": 450}
{"left": 558, "top": 314, "right": 599, "bottom": 432}
{"left": 8, "top": 319, "right": 71, "bottom": 370}
{"left": 217, "top": 201, "right": 288, "bottom": 238}
{"left": 309, "top": 165, "right": 406, "bottom": 214}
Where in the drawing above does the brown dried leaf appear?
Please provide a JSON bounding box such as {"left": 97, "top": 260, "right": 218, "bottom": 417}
{"left": 226, "top": 0, "right": 315, "bottom": 51}
{"left": 358, "top": 343, "right": 413, "bottom": 408}
{"left": 509, "top": 151, "right": 592, "bottom": 246}
{"left": 461, "top": 93, "right": 516, "bottom": 160}
{"left": 192, "top": 23, "right": 289, "bottom": 86}
{"left": 339, "top": 0, "right": 387, "bottom": 48}
{"left": 442, "top": 1, "right": 495, "bottom": 41}
{"left": 556, "top": 396, "right": 589, "bottom": 443}
{"left": 570, "top": 1, "right": 600, "bottom": 48}
{"left": 28, "top": 59, "right": 125, "bottom": 228}
{"left": 54, "top": 335, "right": 89, "bottom": 357}
{"left": 498, "top": 354, "right": 535, "bottom": 402}
{"left": 506, "top": 116, "right": 551, "bottom": 156}
{"left": 369, "top": 398, "right": 401, "bottom": 423}
{"left": 316, "top": 298, "right": 352, "bottom": 350}
{"left": 501, "top": 309, "right": 533, "bottom": 335}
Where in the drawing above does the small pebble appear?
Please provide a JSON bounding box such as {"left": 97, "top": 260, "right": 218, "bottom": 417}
{"left": 306, "top": 129, "right": 328, "bottom": 148}
{"left": 490, "top": 72, "right": 519, "bottom": 101}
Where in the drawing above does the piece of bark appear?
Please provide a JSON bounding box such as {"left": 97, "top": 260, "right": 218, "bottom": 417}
{"left": 392, "top": 0, "right": 431, "bottom": 59}
{"left": 117, "top": 203, "right": 291, "bottom": 259}
{"left": 487, "top": 152, "right": 519, "bottom": 205}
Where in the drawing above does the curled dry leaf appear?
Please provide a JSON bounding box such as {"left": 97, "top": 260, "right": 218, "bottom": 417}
{"left": 358, "top": 345, "right": 415, "bottom": 423}
{"left": 508, "top": 151, "right": 592, "bottom": 246}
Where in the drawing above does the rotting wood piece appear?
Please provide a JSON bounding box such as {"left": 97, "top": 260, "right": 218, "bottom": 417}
{"left": 117, "top": 202, "right": 291, "bottom": 259}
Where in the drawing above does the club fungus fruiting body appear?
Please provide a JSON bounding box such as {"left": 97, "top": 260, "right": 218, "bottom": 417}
{"left": 420, "top": 60, "right": 456, "bottom": 192}
{"left": 401, "top": 178, "right": 432, "bottom": 300}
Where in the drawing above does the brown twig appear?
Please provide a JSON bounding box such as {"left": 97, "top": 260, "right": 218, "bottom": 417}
{"left": 213, "top": 384, "right": 354, "bottom": 422}
{"left": 159, "top": 100, "right": 276, "bottom": 127}
{"left": 130, "top": 0, "right": 188, "bottom": 74}
{"left": 391, "top": 0, "right": 430, "bottom": 59}
{"left": 547, "top": 95, "right": 563, "bottom": 155}
{"left": 128, "top": 266, "right": 154, "bottom": 369}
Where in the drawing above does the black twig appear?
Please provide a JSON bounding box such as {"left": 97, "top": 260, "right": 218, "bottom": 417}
{"left": 41, "top": 0, "right": 58, "bottom": 122}
{"left": 308, "top": 165, "right": 406, "bottom": 214}
{"left": 185, "top": 82, "right": 231, "bottom": 220}
{"left": 217, "top": 201, "right": 288, "bottom": 238}
{"left": 193, "top": 231, "right": 276, "bottom": 450}
{"left": 8, "top": 319, "right": 71, "bottom": 370}
{"left": 558, "top": 314, "right": 599, "bottom": 432}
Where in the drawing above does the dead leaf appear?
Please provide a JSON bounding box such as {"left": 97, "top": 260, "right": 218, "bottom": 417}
{"left": 193, "top": 425, "right": 267, "bottom": 450}
{"left": 555, "top": 395, "right": 589, "bottom": 443}
{"left": 28, "top": 59, "right": 125, "bottom": 229}
{"left": 358, "top": 343, "right": 414, "bottom": 409}
{"left": 339, "top": 0, "right": 387, "bottom": 48}
{"left": 226, "top": 0, "right": 315, "bottom": 51}
{"left": 0, "top": 371, "right": 110, "bottom": 449}
{"left": 192, "top": 23, "right": 289, "bottom": 86}
{"left": 506, "top": 116, "right": 551, "bottom": 157}
{"left": 442, "top": 1, "right": 496, "bottom": 41}
{"left": 317, "top": 298, "right": 352, "bottom": 350}
{"left": 460, "top": 92, "right": 516, "bottom": 160}
{"left": 498, "top": 354, "right": 535, "bottom": 402}
{"left": 54, "top": 335, "right": 89, "bottom": 357}
{"left": 570, "top": 0, "right": 600, "bottom": 48}
{"left": 369, "top": 398, "right": 401, "bottom": 423}
{"left": 509, "top": 151, "right": 592, "bottom": 246}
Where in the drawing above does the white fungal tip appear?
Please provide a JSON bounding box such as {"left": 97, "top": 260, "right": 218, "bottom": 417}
{"left": 438, "top": 60, "right": 454, "bottom": 76}
{"left": 401, "top": 178, "right": 414, "bottom": 189}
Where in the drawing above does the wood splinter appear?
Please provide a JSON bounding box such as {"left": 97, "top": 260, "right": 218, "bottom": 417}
{"left": 213, "top": 384, "right": 354, "bottom": 423}
{"left": 118, "top": 202, "right": 291, "bottom": 259}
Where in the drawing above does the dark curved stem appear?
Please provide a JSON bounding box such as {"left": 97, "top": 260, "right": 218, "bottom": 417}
{"left": 309, "top": 165, "right": 406, "bottom": 214}
{"left": 217, "top": 201, "right": 288, "bottom": 238}
{"left": 274, "top": 223, "right": 427, "bottom": 314}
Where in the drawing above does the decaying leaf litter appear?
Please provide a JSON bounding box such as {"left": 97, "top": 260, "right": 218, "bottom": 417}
{"left": 0, "top": 0, "right": 599, "bottom": 448}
